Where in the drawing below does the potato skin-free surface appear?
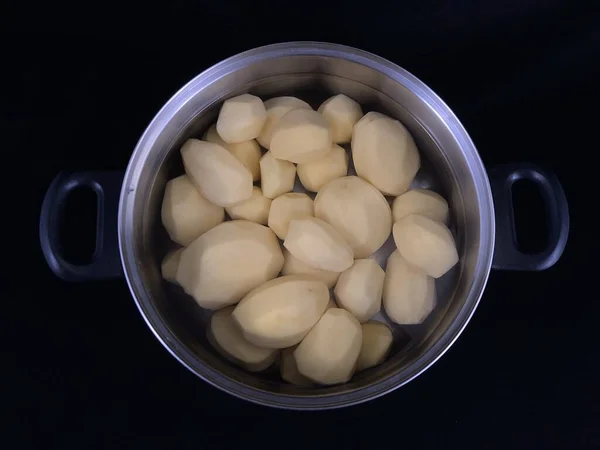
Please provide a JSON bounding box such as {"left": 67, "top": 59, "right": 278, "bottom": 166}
{"left": 225, "top": 186, "right": 272, "bottom": 225}
{"left": 181, "top": 139, "right": 253, "bottom": 207}
{"left": 392, "top": 214, "right": 459, "bottom": 278}
{"left": 176, "top": 221, "right": 283, "bottom": 310}
{"left": 352, "top": 112, "right": 420, "bottom": 195}
{"left": 281, "top": 248, "right": 341, "bottom": 289}
{"left": 318, "top": 94, "right": 363, "bottom": 144}
{"left": 161, "top": 248, "right": 184, "bottom": 284}
{"left": 294, "top": 308, "right": 363, "bottom": 385}
{"left": 232, "top": 275, "right": 330, "bottom": 348}
{"left": 356, "top": 321, "right": 393, "bottom": 371}
{"left": 209, "top": 306, "right": 278, "bottom": 372}
{"left": 268, "top": 193, "right": 314, "bottom": 240}
{"left": 383, "top": 250, "right": 436, "bottom": 324}
{"left": 161, "top": 174, "right": 224, "bottom": 246}
{"left": 280, "top": 346, "right": 313, "bottom": 386}
{"left": 284, "top": 217, "right": 354, "bottom": 272}
{"left": 297, "top": 144, "right": 349, "bottom": 192}
{"left": 314, "top": 176, "right": 392, "bottom": 258}
{"left": 258, "top": 97, "right": 312, "bottom": 149}
{"left": 260, "top": 151, "right": 296, "bottom": 199}
{"left": 204, "top": 125, "right": 261, "bottom": 181}
{"left": 392, "top": 189, "right": 449, "bottom": 223}
{"left": 216, "top": 94, "right": 267, "bottom": 144}
{"left": 270, "top": 109, "right": 332, "bottom": 164}
{"left": 334, "top": 259, "right": 385, "bottom": 323}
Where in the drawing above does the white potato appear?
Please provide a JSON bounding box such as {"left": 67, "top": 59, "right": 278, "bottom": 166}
{"left": 352, "top": 112, "right": 420, "bottom": 195}
{"left": 257, "top": 97, "right": 312, "bottom": 149}
{"left": 326, "top": 298, "right": 338, "bottom": 309}
{"left": 216, "top": 94, "right": 266, "bottom": 143}
{"left": 297, "top": 144, "right": 349, "bottom": 192}
{"left": 281, "top": 248, "right": 341, "bottom": 289}
{"left": 318, "top": 94, "right": 363, "bottom": 143}
{"left": 334, "top": 259, "right": 385, "bottom": 323}
{"left": 393, "top": 214, "right": 459, "bottom": 278}
{"left": 232, "top": 275, "right": 330, "bottom": 348}
{"left": 161, "top": 174, "right": 225, "bottom": 245}
{"left": 161, "top": 248, "right": 184, "bottom": 284}
{"left": 260, "top": 151, "right": 296, "bottom": 199}
{"left": 356, "top": 321, "right": 393, "bottom": 371}
{"left": 176, "top": 221, "right": 283, "bottom": 309}
{"left": 383, "top": 250, "right": 436, "bottom": 324}
{"left": 314, "top": 176, "right": 392, "bottom": 258}
{"left": 294, "top": 308, "right": 362, "bottom": 385}
{"left": 225, "top": 186, "right": 271, "bottom": 225}
{"left": 280, "top": 346, "right": 312, "bottom": 386}
{"left": 268, "top": 193, "right": 314, "bottom": 240}
{"left": 392, "top": 189, "right": 449, "bottom": 223}
{"left": 204, "top": 125, "right": 261, "bottom": 181}
{"left": 270, "top": 109, "right": 332, "bottom": 164}
{"left": 284, "top": 217, "right": 354, "bottom": 272}
{"left": 181, "top": 139, "right": 253, "bottom": 207}
{"left": 209, "top": 307, "right": 278, "bottom": 372}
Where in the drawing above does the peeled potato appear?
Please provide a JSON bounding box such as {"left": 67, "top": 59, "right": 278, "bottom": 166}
{"left": 280, "top": 346, "right": 312, "bottom": 386}
{"left": 326, "top": 298, "right": 338, "bottom": 309}
{"left": 297, "top": 144, "right": 349, "bottom": 192}
{"left": 314, "top": 176, "right": 392, "bottom": 258}
{"left": 268, "top": 193, "right": 314, "bottom": 240}
{"left": 294, "top": 308, "right": 362, "bottom": 385}
{"left": 161, "top": 174, "right": 225, "bottom": 245}
{"left": 356, "top": 321, "right": 393, "bottom": 371}
{"left": 161, "top": 248, "right": 184, "bottom": 284}
{"left": 225, "top": 186, "right": 271, "bottom": 225}
{"left": 204, "top": 125, "right": 261, "bottom": 181}
{"left": 216, "top": 94, "right": 267, "bottom": 143}
{"left": 270, "top": 109, "right": 332, "bottom": 164}
{"left": 392, "top": 189, "right": 449, "bottom": 223}
{"left": 352, "top": 112, "right": 420, "bottom": 195}
{"left": 232, "top": 275, "right": 330, "bottom": 348}
{"left": 334, "top": 259, "right": 385, "bottom": 323}
{"left": 209, "top": 307, "right": 278, "bottom": 372}
{"left": 318, "top": 94, "right": 363, "bottom": 144}
{"left": 383, "top": 250, "right": 436, "bottom": 324}
{"left": 176, "top": 221, "right": 283, "bottom": 309}
{"left": 181, "top": 139, "right": 253, "bottom": 207}
{"left": 393, "top": 214, "right": 459, "bottom": 278}
{"left": 257, "top": 97, "right": 312, "bottom": 149}
{"left": 260, "top": 151, "right": 296, "bottom": 199}
{"left": 284, "top": 217, "right": 354, "bottom": 272}
{"left": 281, "top": 248, "right": 341, "bottom": 289}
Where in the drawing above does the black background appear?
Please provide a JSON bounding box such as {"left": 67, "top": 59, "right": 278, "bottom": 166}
{"left": 4, "top": 0, "right": 599, "bottom": 448}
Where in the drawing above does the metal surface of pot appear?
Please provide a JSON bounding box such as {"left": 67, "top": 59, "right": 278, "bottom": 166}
{"left": 40, "top": 42, "right": 569, "bottom": 409}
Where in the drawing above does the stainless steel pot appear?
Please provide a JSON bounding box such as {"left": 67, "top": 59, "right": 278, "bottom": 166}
{"left": 40, "top": 42, "right": 569, "bottom": 410}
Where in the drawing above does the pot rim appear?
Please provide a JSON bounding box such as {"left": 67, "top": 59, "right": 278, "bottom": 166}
{"left": 118, "top": 41, "right": 495, "bottom": 409}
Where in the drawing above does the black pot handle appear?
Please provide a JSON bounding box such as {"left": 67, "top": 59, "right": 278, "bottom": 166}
{"left": 489, "top": 163, "right": 569, "bottom": 271}
{"left": 39, "top": 171, "right": 124, "bottom": 281}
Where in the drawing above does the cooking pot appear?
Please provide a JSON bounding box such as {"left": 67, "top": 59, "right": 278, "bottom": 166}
{"left": 39, "top": 42, "right": 569, "bottom": 409}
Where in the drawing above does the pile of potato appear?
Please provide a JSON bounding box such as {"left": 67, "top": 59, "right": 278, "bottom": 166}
{"left": 159, "top": 92, "right": 459, "bottom": 385}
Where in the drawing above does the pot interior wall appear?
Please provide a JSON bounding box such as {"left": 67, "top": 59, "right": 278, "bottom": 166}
{"left": 124, "top": 53, "right": 485, "bottom": 402}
